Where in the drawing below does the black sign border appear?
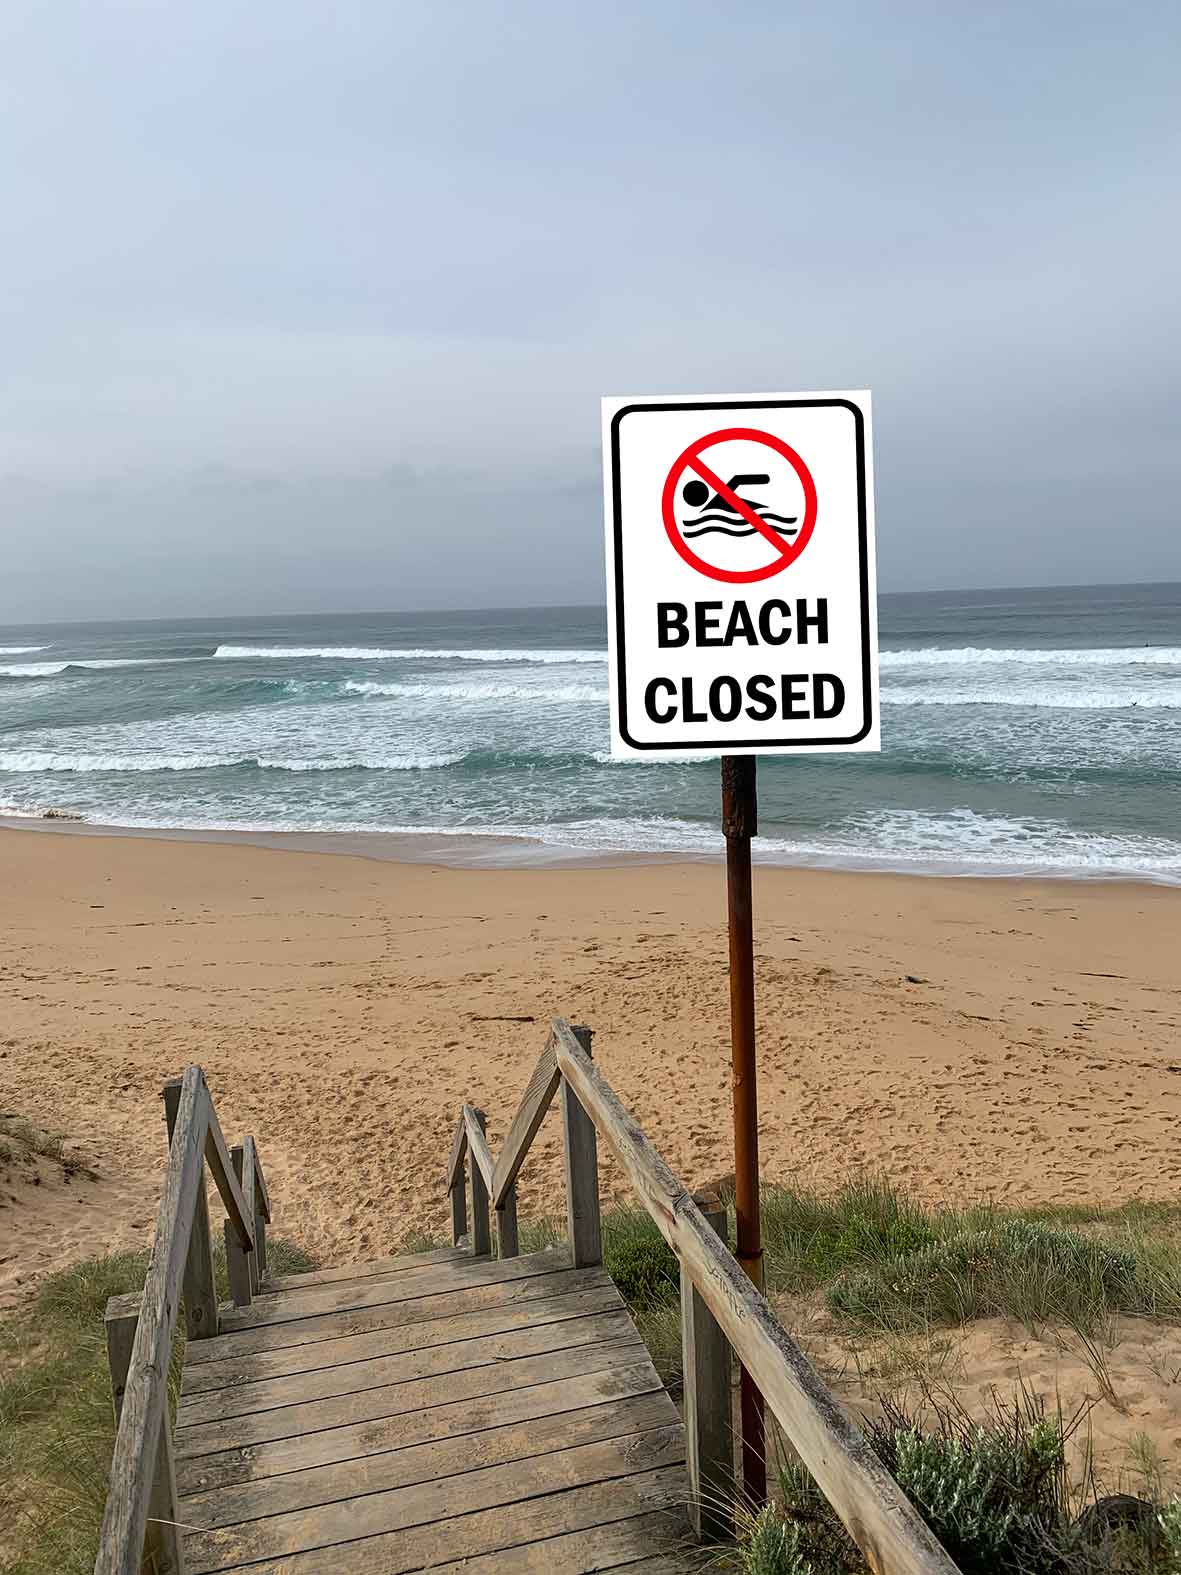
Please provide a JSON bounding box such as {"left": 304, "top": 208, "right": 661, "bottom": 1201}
{"left": 609, "top": 397, "right": 874, "bottom": 752}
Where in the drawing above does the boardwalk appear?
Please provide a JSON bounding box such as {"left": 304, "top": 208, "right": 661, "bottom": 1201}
{"left": 172, "top": 1244, "right": 690, "bottom": 1573}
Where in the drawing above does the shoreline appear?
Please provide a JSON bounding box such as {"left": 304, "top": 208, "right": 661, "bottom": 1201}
{"left": 3, "top": 811, "right": 1179, "bottom": 887}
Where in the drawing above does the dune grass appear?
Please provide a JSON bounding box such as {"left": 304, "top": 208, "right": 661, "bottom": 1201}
{"left": 0, "top": 1237, "right": 314, "bottom": 1575}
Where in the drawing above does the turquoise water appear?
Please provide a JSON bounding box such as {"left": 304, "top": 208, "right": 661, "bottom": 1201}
{"left": 1, "top": 583, "right": 1179, "bottom": 880}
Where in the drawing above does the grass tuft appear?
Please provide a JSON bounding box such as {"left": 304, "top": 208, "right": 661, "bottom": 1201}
{"left": 0, "top": 1236, "right": 314, "bottom": 1575}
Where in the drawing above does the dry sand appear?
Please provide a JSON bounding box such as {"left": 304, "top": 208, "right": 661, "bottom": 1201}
{"left": 3, "top": 823, "right": 1179, "bottom": 1305}
{"left": 4, "top": 824, "right": 1181, "bottom": 1485}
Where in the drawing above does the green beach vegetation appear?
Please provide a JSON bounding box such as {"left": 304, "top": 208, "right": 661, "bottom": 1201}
{"left": 0, "top": 1238, "right": 315, "bottom": 1575}
{"left": 509, "top": 1177, "right": 1181, "bottom": 1574}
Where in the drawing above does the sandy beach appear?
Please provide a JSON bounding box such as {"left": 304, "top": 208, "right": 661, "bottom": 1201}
{"left": 3, "top": 823, "right": 1180, "bottom": 1312}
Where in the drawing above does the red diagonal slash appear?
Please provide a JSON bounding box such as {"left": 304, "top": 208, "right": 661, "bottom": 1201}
{"left": 685, "top": 455, "right": 792, "bottom": 562}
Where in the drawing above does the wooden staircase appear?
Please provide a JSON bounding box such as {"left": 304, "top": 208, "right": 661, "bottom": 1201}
{"left": 172, "top": 1244, "right": 688, "bottom": 1572}
{"left": 94, "top": 1020, "right": 961, "bottom": 1575}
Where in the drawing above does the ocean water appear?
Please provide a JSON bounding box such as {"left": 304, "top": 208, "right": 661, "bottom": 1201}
{"left": 1, "top": 583, "right": 1179, "bottom": 881}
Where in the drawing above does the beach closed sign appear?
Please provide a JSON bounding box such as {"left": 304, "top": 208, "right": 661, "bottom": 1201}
{"left": 602, "top": 392, "right": 879, "bottom": 757}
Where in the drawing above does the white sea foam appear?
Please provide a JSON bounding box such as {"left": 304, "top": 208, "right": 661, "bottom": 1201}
{"left": 0, "top": 658, "right": 186, "bottom": 678}
{"left": 215, "top": 644, "right": 606, "bottom": 664}
{"left": 31, "top": 806, "right": 1176, "bottom": 883}
{"left": 882, "top": 645, "right": 1181, "bottom": 668}
{"left": 883, "top": 682, "right": 1181, "bottom": 710}
{"left": 0, "top": 646, "right": 48, "bottom": 655}
{"left": 0, "top": 750, "right": 461, "bottom": 773}
{"left": 343, "top": 679, "right": 604, "bottom": 703}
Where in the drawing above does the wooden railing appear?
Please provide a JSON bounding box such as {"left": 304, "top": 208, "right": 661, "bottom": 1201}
{"left": 94, "top": 1067, "right": 271, "bottom": 1575}
{"left": 446, "top": 1019, "right": 961, "bottom": 1575}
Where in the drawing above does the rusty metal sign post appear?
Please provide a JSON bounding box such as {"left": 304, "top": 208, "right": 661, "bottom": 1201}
{"left": 721, "top": 753, "right": 765, "bottom": 1502}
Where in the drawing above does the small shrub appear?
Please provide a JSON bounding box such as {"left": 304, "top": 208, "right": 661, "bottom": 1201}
{"left": 602, "top": 1208, "right": 679, "bottom": 1310}
{"left": 827, "top": 1220, "right": 1142, "bottom": 1334}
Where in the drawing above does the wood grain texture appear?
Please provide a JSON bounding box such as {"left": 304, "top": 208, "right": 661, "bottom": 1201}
{"left": 179, "top": 1391, "right": 679, "bottom": 1531}
{"left": 466, "top": 1106, "right": 493, "bottom": 1258}
{"left": 681, "top": 1195, "right": 733, "bottom": 1540}
{"left": 175, "top": 1356, "right": 666, "bottom": 1493}
{"left": 163, "top": 1077, "right": 218, "bottom": 1342}
{"left": 214, "top": 1245, "right": 572, "bottom": 1333}
{"left": 174, "top": 1335, "right": 646, "bottom": 1457}
{"left": 551, "top": 1017, "right": 960, "bottom": 1575}
{"left": 562, "top": 1024, "right": 602, "bottom": 1268}
{"left": 445, "top": 1112, "right": 468, "bottom": 1191}
{"left": 184, "top": 1254, "right": 586, "bottom": 1366}
{"left": 262, "top": 1245, "right": 467, "bottom": 1294}
{"left": 177, "top": 1307, "right": 637, "bottom": 1427}
{"left": 423, "top": 1515, "right": 693, "bottom": 1574}
{"left": 183, "top": 1427, "right": 685, "bottom": 1571}
{"left": 181, "top": 1281, "right": 624, "bottom": 1396}
{"left": 203, "top": 1099, "right": 254, "bottom": 1252}
{"left": 105, "top": 1306, "right": 187, "bottom": 1575}
{"left": 490, "top": 1039, "right": 560, "bottom": 1206}
{"left": 202, "top": 1465, "right": 687, "bottom": 1575}
{"left": 95, "top": 1065, "right": 208, "bottom": 1575}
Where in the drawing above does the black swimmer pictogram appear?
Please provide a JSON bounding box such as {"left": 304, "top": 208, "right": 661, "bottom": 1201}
{"left": 680, "top": 474, "right": 799, "bottom": 540}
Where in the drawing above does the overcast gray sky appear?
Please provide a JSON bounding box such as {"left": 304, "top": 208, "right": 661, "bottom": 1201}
{"left": 2, "top": 0, "right": 1179, "bottom": 621}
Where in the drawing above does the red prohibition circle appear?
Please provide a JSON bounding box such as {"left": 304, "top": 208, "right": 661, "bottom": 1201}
{"left": 661, "top": 426, "right": 818, "bottom": 584}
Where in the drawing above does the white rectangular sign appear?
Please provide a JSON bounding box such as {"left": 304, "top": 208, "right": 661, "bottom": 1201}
{"left": 602, "top": 391, "right": 879, "bottom": 758}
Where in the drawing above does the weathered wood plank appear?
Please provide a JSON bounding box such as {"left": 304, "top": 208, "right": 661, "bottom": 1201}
{"left": 163, "top": 1078, "right": 218, "bottom": 1341}
{"left": 467, "top": 1106, "right": 493, "bottom": 1257}
{"left": 203, "top": 1098, "right": 254, "bottom": 1253}
{"left": 243, "top": 1138, "right": 266, "bottom": 1279}
{"left": 183, "top": 1255, "right": 592, "bottom": 1365}
{"left": 214, "top": 1245, "right": 572, "bottom": 1333}
{"left": 496, "top": 1184, "right": 520, "bottom": 1258}
{"left": 490, "top": 1039, "right": 560, "bottom": 1206}
{"left": 423, "top": 1512, "right": 692, "bottom": 1574}
{"left": 682, "top": 1192, "right": 733, "bottom": 1540}
{"left": 174, "top": 1336, "right": 646, "bottom": 1457}
{"left": 463, "top": 1103, "right": 496, "bottom": 1192}
{"left": 183, "top": 1426, "right": 684, "bottom": 1571}
{"left": 551, "top": 1017, "right": 960, "bottom": 1575}
{"left": 179, "top": 1391, "right": 678, "bottom": 1531}
{"left": 182, "top": 1282, "right": 623, "bottom": 1396}
{"left": 261, "top": 1245, "right": 466, "bottom": 1293}
{"left": 562, "top": 1024, "right": 602, "bottom": 1267}
{"left": 445, "top": 1112, "right": 468, "bottom": 1190}
{"left": 199, "top": 1464, "right": 687, "bottom": 1575}
{"left": 224, "top": 1144, "right": 253, "bottom": 1306}
{"left": 95, "top": 1065, "right": 208, "bottom": 1575}
{"left": 174, "top": 1356, "right": 665, "bottom": 1493}
{"left": 179, "top": 1307, "right": 637, "bottom": 1426}
{"left": 249, "top": 1140, "right": 271, "bottom": 1222}
{"left": 105, "top": 1305, "right": 187, "bottom": 1575}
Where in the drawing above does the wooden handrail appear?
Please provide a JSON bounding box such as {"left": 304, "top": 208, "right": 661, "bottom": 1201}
{"left": 95, "top": 1067, "right": 209, "bottom": 1575}
{"left": 96, "top": 1067, "right": 274, "bottom": 1575}
{"left": 462, "top": 1104, "right": 496, "bottom": 1192}
{"left": 446, "top": 1113, "right": 468, "bottom": 1191}
{"left": 490, "top": 1040, "right": 560, "bottom": 1206}
{"left": 204, "top": 1098, "right": 254, "bottom": 1251}
{"left": 549, "top": 1019, "right": 959, "bottom": 1575}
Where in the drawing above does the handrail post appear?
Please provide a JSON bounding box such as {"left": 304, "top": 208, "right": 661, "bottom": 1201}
{"left": 105, "top": 1302, "right": 187, "bottom": 1575}
{"left": 496, "top": 1182, "right": 520, "bottom": 1258}
{"left": 468, "top": 1108, "right": 492, "bottom": 1257}
{"left": 450, "top": 1167, "right": 469, "bottom": 1246}
{"left": 246, "top": 1138, "right": 268, "bottom": 1283}
{"left": 561, "top": 1024, "right": 602, "bottom": 1267}
{"left": 683, "top": 1192, "right": 734, "bottom": 1540}
{"left": 162, "top": 1077, "right": 218, "bottom": 1340}
{"left": 225, "top": 1143, "right": 254, "bottom": 1306}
